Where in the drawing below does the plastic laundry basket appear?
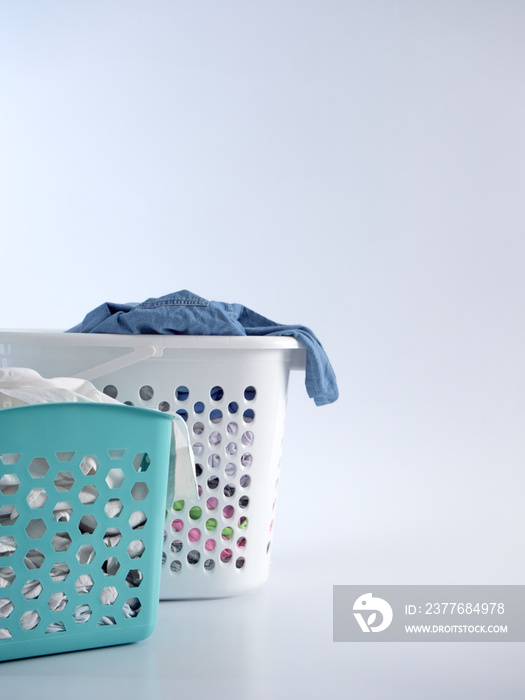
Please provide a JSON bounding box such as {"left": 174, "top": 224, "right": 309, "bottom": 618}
{"left": 0, "top": 402, "right": 173, "bottom": 661}
{"left": 0, "top": 331, "right": 306, "bottom": 599}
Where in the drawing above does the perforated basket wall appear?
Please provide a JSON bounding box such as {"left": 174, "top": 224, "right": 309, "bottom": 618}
{"left": 0, "top": 402, "right": 173, "bottom": 661}
{"left": 0, "top": 333, "right": 305, "bottom": 599}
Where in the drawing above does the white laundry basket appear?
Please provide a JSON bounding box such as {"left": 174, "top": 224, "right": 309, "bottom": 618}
{"left": 0, "top": 331, "right": 306, "bottom": 599}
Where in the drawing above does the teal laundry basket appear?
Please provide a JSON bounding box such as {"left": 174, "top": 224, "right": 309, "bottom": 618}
{"left": 0, "top": 402, "right": 173, "bottom": 662}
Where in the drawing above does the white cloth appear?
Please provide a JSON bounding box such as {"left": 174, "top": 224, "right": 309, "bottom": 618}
{"left": 0, "top": 367, "right": 197, "bottom": 502}
{"left": 0, "top": 367, "right": 123, "bottom": 407}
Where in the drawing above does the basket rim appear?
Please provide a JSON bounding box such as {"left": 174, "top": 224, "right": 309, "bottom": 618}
{"left": 0, "top": 400, "right": 176, "bottom": 422}
{"left": 0, "top": 330, "right": 304, "bottom": 352}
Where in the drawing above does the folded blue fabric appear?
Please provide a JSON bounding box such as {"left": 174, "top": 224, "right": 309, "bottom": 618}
{"left": 67, "top": 291, "right": 338, "bottom": 406}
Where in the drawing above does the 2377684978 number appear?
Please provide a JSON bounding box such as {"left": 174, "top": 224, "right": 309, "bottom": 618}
{"left": 424, "top": 602, "right": 505, "bottom": 615}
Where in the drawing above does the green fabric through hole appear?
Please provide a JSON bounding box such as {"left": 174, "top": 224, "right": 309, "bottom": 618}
{"left": 222, "top": 527, "right": 234, "bottom": 540}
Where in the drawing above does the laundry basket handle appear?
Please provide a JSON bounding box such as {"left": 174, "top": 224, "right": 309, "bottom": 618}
{"left": 73, "top": 345, "right": 158, "bottom": 381}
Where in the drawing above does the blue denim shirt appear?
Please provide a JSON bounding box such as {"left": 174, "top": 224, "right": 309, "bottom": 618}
{"left": 68, "top": 291, "right": 339, "bottom": 406}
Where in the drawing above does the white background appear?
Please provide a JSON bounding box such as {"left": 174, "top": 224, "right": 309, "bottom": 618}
{"left": 1, "top": 1, "right": 524, "bottom": 697}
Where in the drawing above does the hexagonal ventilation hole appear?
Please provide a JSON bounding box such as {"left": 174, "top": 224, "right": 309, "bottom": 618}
{"left": 0, "top": 474, "right": 20, "bottom": 495}
{"left": 74, "top": 574, "right": 94, "bottom": 594}
{"left": 101, "top": 557, "right": 120, "bottom": 576}
{"left": 20, "top": 610, "right": 40, "bottom": 630}
{"left": 27, "top": 488, "right": 48, "bottom": 509}
{"left": 0, "top": 566, "right": 16, "bottom": 587}
{"left": 53, "top": 502, "right": 73, "bottom": 522}
{"left": 106, "top": 469, "right": 125, "bottom": 489}
{"left": 103, "top": 528, "right": 122, "bottom": 547}
{"left": 131, "top": 482, "right": 149, "bottom": 501}
{"left": 46, "top": 622, "right": 66, "bottom": 634}
{"left": 76, "top": 545, "right": 96, "bottom": 565}
{"left": 51, "top": 532, "right": 73, "bottom": 552}
{"left": 123, "top": 597, "right": 142, "bottom": 618}
{"left": 0, "top": 628, "right": 12, "bottom": 639}
{"left": 22, "top": 579, "right": 42, "bottom": 599}
{"left": 24, "top": 549, "right": 45, "bottom": 570}
{"left": 0, "top": 535, "right": 17, "bottom": 557}
{"left": 56, "top": 451, "right": 75, "bottom": 462}
{"left": 78, "top": 515, "right": 98, "bottom": 535}
{"left": 0, "top": 505, "right": 19, "bottom": 527}
{"left": 49, "top": 562, "right": 70, "bottom": 582}
{"left": 73, "top": 604, "right": 92, "bottom": 623}
{"left": 0, "top": 598, "right": 14, "bottom": 619}
{"left": 54, "top": 471, "right": 75, "bottom": 492}
{"left": 28, "top": 458, "right": 50, "bottom": 478}
{"left": 97, "top": 615, "right": 117, "bottom": 626}
{"left": 125, "top": 569, "right": 143, "bottom": 588}
{"left": 48, "top": 591, "right": 68, "bottom": 612}
{"left": 129, "top": 511, "right": 147, "bottom": 530}
{"left": 100, "top": 586, "right": 118, "bottom": 605}
{"left": 79, "top": 455, "right": 99, "bottom": 476}
{"left": 108, "top": 449, "right": 126, "bottom": 460}
{"left": 104, "top": 499, "right": 123, "bottom": 518}
{"left": 78, "top": 485, "right": 99, "bottom": 505}
{"left": 25, "top": 519, "right": 46, "bottom": 539}
{"left": 127, "top": 540, "right": 145, "bottom": 559}
{"left": 132, "top": 452, "right": 151, "bottom": 473}
{"left": 0, "top": 453, "right": 20, "bottom": 465}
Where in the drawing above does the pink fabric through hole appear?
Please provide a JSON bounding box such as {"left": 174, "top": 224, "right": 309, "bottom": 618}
{"left": 172, "top": 519, "right": 184, "bottom": 532}
{"left": 188, "top": 528, "right": 201, "bottom": 542}
{"left": 220, "top": 548, "right": 232, "bottom": 563}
